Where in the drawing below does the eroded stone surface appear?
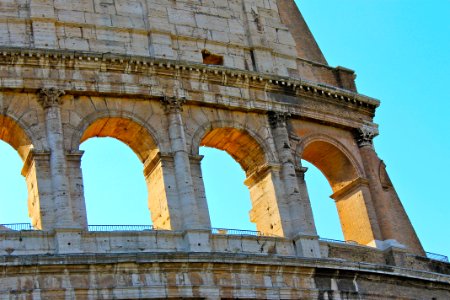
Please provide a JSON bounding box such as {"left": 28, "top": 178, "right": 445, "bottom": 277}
{"left": 0, "top": 0, "right": 447, "bottom": 298}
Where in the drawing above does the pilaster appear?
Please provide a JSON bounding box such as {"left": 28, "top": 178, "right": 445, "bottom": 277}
{"left": 160, "top": 96, "right": 208, "bottom": 230}
{"left": 143, "top": 152, "right": 182, "bottom": 230}
{"left": 189, "top": 155, "right": 211, "bottom": 229}
{"left": 268, "top": 112, "right": 318, "bottom": 238}
{"left": 38, "top": 88, "right": 81, "bottom": 229}
{"left": 66, "top": 151, "right": 88, "bottom": 230}
{"left": 355, "top": 126, "right": 424, "bottom": 255}
{"left": 21, "top": 150, "right": 53, "bottom": 230}
{"left": 268, "top": 111, "right": 320, "bottom": 257}
{"left": 245, "top": 163, "right": 287, "bottom": 237}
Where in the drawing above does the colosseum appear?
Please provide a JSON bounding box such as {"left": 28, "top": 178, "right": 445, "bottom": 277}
{"left": 0, "top": 0, "right": 449, "bottom": 299}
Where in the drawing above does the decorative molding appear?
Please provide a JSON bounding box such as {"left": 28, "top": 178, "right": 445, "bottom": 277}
{"left": 38, "top": 88, "right": 65, "bottom": 109}
{"left": 244, "top": 163, "right": 282, "bottom": 187}
{"left": 294, "top": 166, "right": 308, "bottom": 181}
{"left": 21, "top": 149, "right": 51, "bottom": 177}
{"left": 355, "top": 125, "right": 378, "bottom": 147}
{"left": 268, "top": 111, "right": 291, "bottom": 129}
{"left": 160, "top": 96, "right": 186, "bottom": 113}
{"left": 330, "top": 178, "right": 370, "bottom": 201}
{"left": 0, "top": 48, "right": 380, "bottom": 109}
{"left": 143, "top": 152, "right": 174, "bottom": 177}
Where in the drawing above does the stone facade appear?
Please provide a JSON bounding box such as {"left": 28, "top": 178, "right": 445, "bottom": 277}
{"left": 0, "top": 0, "right": 448, "bottom": 298}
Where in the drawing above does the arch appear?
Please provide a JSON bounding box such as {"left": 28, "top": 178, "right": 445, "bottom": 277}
{"left": 0, "top": 113, "right": 44, "bottom": 229}
{"left": 295, "top": 134, "right": 381, "bottom": 245}
{"left": 296, "top": 134, "right": 364, "bottom": 192}
{"left": 70, "top": 110, "right": 161, "bottom": 163}
{"left": 191, "top": 120, "right": 288, "bottom": 236}
{"left": 0, "top": 114, "right": 36, "bottom": 160}
{"left": 191, "top": 120, "right": 276, "bottom": 174}
{"left": 72, "top": 110, "right": 179, "bottom": 230}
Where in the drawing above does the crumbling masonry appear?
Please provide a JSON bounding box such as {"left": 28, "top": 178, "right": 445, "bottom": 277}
{"left": 0, "top": 0, "right": 448, "bottom": 298}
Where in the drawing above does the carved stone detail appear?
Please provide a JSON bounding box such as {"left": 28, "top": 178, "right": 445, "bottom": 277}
{"left": 160, "top": 96, "right": 186, "bottom": 113}
{"left": 268, "top": 111, "right": 291, "bottom": 129}
{"left": 355, "top": 125, "right": 378, "bottom": 147}
{"left": 38, "top": 88, "right": 65, "bottom": 109}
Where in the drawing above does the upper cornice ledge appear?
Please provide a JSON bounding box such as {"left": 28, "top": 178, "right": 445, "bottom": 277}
{"left": 0, "top": 47, "right": 380, "bottom": 109}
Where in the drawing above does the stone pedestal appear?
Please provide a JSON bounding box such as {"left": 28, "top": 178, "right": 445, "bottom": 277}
{"left": 294, "top": 234, "right": 321, "bottom": 258}
{"left": 54, "top": 229, "right": 83, "bottom": 254}
{"left": 183, "top": 230, "right": 211, "bottom": 252}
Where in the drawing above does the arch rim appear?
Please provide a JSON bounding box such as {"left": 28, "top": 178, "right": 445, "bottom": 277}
{"left": 69, "top": 110, "right": 164, "bottom": 162}
{"left": 295, "top": 133, "right": 365, "bottom": 179}
{"left": 190, "top": 120, "right": 277, "bottom": 166}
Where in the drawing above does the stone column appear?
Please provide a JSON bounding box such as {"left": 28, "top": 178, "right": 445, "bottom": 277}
{"left": 38, "top": 88, "right": 80, "bottom": 229}
{"left": 189, "top": 155, "right": 211, "bottom": 229}
{"left": 143, "top": 152, "right": 182, "bottom": 230}
{"left": 21, "top": 150, "right": 54, "bottom": 230}
{"left": 160, "top": 96, "right": 209, "bottom": 231}
{"left": 294, "top": 166, "right": 318, "bottom": 238}
{"left": 245, "top": 163, "right": 287, "bottom": 236}
{"left": 268, "top": 112, "right": 320, "bottom": 257}
{"left": 66, "top": 151, "right": 88, "bottom": 230}
{"left": 356, "top": 126, "right": 424, "bottom": 254}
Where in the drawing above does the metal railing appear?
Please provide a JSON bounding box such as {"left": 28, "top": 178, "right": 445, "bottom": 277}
{"left": 88, "top": 225, "right": 154, "bottom": 232}
{"left": 426, "top": 252, "right": 449, "bottom": 263}
{"left": 319, "top": 237, "right": 359, "bottom": 245}
{"left": 0, "top": 223, "right": 34, "bottom": 231}
{"left": 211, "top": 228, "right": 262, "bottom": 236}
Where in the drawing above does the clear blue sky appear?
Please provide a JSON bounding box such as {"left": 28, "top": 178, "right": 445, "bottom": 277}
{"left": 0, "top": 1, "right": 448, "bottom": 257}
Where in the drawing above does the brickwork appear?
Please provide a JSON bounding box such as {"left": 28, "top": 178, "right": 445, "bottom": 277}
{"left": 0, "top": 0, "right": 447, "bottom": 298}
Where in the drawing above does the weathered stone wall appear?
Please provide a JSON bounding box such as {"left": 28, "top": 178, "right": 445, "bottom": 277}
{"left": 0, "top": 46, "right": 423, "bottom": 253}
{"left": 0, "top": 0, "right": 447, "bottom": 298}
{"left": 0, "top": 0, "right": 355, "bottom": 88}
{"left": 0, "top": 252, "right": 449, "bottom": 299}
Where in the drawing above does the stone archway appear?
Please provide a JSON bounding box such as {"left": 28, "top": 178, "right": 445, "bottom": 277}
{"left": 191, "top": 121, "right": 289, "bottom": 237}
{"left": 74, "top": 113, "right": 179, "bottom": 230}
{"left": 0, "top": 114, "right": 44, "bottom": 229}
{"left": 297, "top": 135, "right": 382, "bottom": 246}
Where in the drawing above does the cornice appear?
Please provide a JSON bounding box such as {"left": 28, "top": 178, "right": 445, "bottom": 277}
{"left": 0, "top": 47, "right": 380, "bottom": 110}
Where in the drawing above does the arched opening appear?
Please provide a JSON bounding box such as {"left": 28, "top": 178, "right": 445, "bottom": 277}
{"left": 302, "top": 140, "right": 359, "bottom": 193}
{"left": 196, "top": 126, "right": 285, "bottom": 236}
{"left": 0, "top": 115, "right": 37, "bottom": 229}
{"left": 300, "top": 138, "right": 379, "bottom": 245}
{"left": 199, "top": 147, "right": 255, "bottom": 231}
{"left": 80, "top": 137, "right": 150, "bottom": 227}
{"left": 301, "top": 160, "right": 344, "bottom": 241}
{"left": 77, "top": 117, "right": 162, "bottom": 230}
{"left": 0, "top": 140, "right": 29, "bottom": 226}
